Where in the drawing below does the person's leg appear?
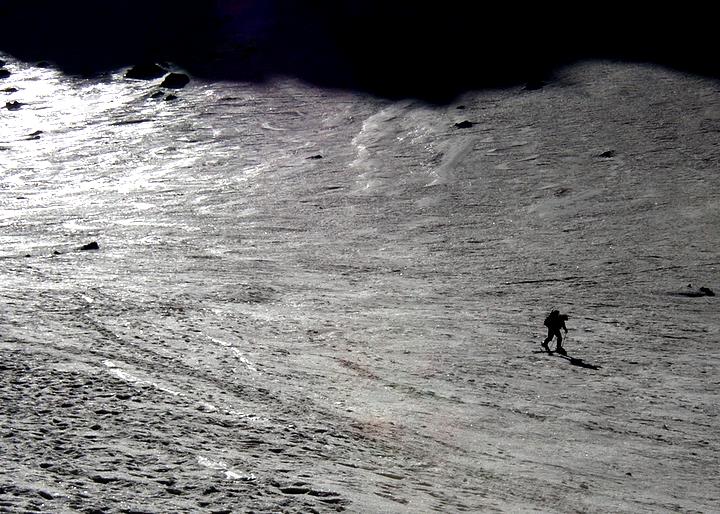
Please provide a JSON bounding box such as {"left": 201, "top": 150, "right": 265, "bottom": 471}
{"left": 554, "top": 329, "right": 563, "bottom": 349}
{"left": 543, "top": 328, "right": 553, "bottom": 345}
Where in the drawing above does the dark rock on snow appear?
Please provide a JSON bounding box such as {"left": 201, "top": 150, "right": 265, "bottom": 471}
{"left": 307, "top": 154, "right": 323, "bottom": 160}
{"left": 454, "top": 120, "right": 474, "bottom": 129}
{"left": 164, "top": 94, "right": 178, "bottom": 102}
{"left": 125, "top": 63, "right": 167, "bottom": 80}
{"left": 3, "top": 87, "right": 18, "bottom": 93}
{"left": 598, "top": 150, "right": 616, "bottom": 158}
{"left": 80, "top": 241, "right": 100, "bottom": 251}
{"left": 160, "top": 72, "right": 190, "bottom": 89}
{"left": 6, "top": 101, "right": 22, "bottom": 110}
{"left": 150, "top": 91, "right": 165, "bottom": 99}
{"left": 672, "top": 285, "right": 715, "bottom": 297}
{"left": 0, "top": 69, "right": 11, "bottom": 79}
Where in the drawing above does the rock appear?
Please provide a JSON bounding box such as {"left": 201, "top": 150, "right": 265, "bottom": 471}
{"left": 672, "top": 285, "right": 715, "bottom": 297}
{"left": 598, "top": 150, "right": 616, "bottom": 158}
{"left": 307, "top": 154, "right": 323, "bottom": 160}
{"left": 37, "top": 490, "right": 53, "bottom": 500}
{"left": 125, "top": 63, "right": 167, "bottom": 80}
{"left": 6, "top": 101, "right": 22, "bottom": 110}
{"left": 3, "top": 87, "right": 18, "bottom": 93}
{"left": 164, "top": 94, "right": 178, "bottom": 102}
{"left": 159, "top": 72, "right": 190, "bottom": 89}
{"left": 0, "top": 69, "right": 10, "bottom": 79}
{"left": 80, "top": 241, "right": 100, "bottom": 251}
{"left": 456, "top": 105, "right": 465, "bottom": 109}
{"left": 0, "top": 59, "right": 5, "bottom": 67}
{"left": 454, "top": 120, "right": 474, "bottom": 129}
{"left": 150, "top": 91, "right": 165, "bottom": 99}
{"left": 90, "top": 475, "right": 117, "bottom": 484}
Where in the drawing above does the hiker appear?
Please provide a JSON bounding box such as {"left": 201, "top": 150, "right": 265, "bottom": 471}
{"left": 542, "top": 310, "right": 569, "bottom": 354}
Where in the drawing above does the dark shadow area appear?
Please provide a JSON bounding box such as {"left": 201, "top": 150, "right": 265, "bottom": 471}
{"left": 1, "top": 1, "right": 718, "bottom": 103}
{"left": 532, "top": 350, "right": 601, "bottom": 370}
{"left": 557, "top": 354, "right": 601, "bottom": 370}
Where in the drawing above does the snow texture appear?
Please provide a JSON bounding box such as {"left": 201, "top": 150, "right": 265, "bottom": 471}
{"left": 1, "top": 56, "right": 719, "bottom": 512}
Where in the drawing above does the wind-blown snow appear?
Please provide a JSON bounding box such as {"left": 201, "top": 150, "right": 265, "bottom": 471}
{"left": 1, "top": 55, "right": 719, "bottom": 512}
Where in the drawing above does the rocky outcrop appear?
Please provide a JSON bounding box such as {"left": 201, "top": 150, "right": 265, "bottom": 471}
{"left": 454, "top": 120, "right": 474, "bottom": 129}
{"left": 671, "top": 285, "right": 715, "bottom": 297}
{"left": 160, "top": 72, "right": 190, "bottom": 89}
{"left": 0, "top": 69, "right": 11, "bottom": 79}
{"left": 80, "top": 241, "right": 100, "bottom": 251}
{"left": 125, "top": 63, "right": 167, "bottom": 80}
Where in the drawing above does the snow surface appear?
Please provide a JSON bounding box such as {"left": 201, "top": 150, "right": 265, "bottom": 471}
{"left": 1, "top": 56, "right": 719, "bottom": 512}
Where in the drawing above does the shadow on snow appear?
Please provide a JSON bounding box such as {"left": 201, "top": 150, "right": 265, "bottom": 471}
{"left": 532, "top": 350, "right": 601, "bottom": 371}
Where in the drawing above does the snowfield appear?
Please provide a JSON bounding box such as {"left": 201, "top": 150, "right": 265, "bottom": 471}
{"left": 1, "top": 56, "right": 718, "bottom": 513}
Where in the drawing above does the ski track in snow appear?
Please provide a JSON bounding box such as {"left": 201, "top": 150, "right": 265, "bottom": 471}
{"left": 1, "top": 56, "right": 719, "bottom": 512}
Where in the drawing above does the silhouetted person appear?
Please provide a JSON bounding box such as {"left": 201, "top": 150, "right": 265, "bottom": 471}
{"left": 542, "top": 310, "right": 569, "bottom": 354}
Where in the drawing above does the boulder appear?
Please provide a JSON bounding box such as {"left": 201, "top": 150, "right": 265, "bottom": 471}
{"left": 159, "top": 72, "right": 190, "bottom": 89}
{"left": 6, "top": 101, "right": 22, "bottom": 110}
{"left": 125, "top": 63, "right": 167, "bottom": 80}
{"left": 672, "top": 285, "right": 716, "bottom": 297}
{"left": 80, "top": 241, "right": 100, "bottom": 251}
{"left": 0, "top": 69, "right": 11, "bottom": 79}
{"left": 454, "top": 120, "right": 474, "bottom": 129}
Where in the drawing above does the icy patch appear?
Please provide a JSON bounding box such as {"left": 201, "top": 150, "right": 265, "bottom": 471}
{"left": 197, "top": 455, "right": 256, "bottom": 481}
{"left": 232, "top": 349, "right": 259, "bottom": 373}
{"left": 207, "top": 335, "right": 232, "bottom": 347}
{"left": 197, "top": 456, "right": 227, "bottom": 470}
{"left": 225, "top": 470, "right": 256, "bottom": 481}
{"left": 102, "top": 360, "right": 181, "bottom": 396}
{"left": 208, "top": 335, "right": 260, "bottom": 373}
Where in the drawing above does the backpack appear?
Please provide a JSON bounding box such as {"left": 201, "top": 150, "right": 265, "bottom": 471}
{"left": 544, "top": 310, "right": 559, "bottom": 327}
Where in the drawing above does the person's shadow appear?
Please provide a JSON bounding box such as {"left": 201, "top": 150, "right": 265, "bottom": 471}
{"left": 532, "top": 349, "right": 601, "bottom": 370}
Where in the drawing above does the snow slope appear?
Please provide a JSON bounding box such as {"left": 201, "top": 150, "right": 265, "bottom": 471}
{"left": 1, "top": 56, "right": 718, "bottom": 512}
